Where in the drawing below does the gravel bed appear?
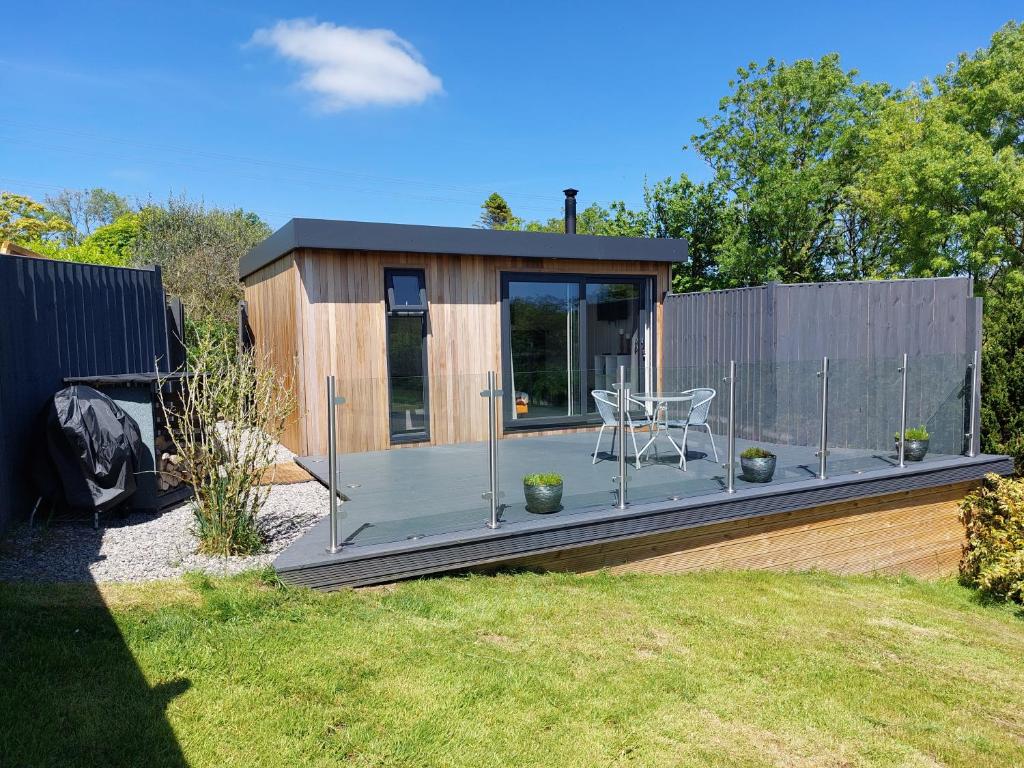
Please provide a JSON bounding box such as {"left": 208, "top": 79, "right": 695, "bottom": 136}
{"left": 0, "top": 481, "right": 327, "bottom": 583}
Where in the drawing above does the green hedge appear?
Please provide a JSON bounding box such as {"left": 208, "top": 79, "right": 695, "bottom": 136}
{"left": 959, "top": 474, "right": 1024, "bottom": 603}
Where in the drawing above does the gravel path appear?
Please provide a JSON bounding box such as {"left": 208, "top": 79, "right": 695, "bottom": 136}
{"left": 0, "top": 481, "right": 327, "bottom": 583}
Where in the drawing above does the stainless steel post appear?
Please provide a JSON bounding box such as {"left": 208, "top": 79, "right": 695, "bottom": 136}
{"left": 725, "top": 360, "right": 736, "bottom": 493}
{"left": 817, "top": 356, "right": 829, "bottom": 480}
{"left": 897, "top": 353, "right": 908, "bottom": 468}
{"left": 326, "top": 375, "right": 340, "bottom": 553}
{"left": 485, "top": 370, "right": 501, "bottom": 529}
{"left": 616, "top": 364, "right": 628, "bottom": 509}
{"left": 966, "top": 349, "right": 979, "bottom": 457}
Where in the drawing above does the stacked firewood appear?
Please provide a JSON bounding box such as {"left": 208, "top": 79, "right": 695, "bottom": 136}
{"left": 155, "top": 426, "right": 190, "bottom": 493}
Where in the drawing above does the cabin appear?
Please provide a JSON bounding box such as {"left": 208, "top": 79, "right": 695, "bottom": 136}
{"left": 239, "top": 197, "right": 686, "bottom": 456}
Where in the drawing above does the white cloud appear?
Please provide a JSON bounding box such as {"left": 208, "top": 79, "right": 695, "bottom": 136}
{"left": 250, "top": 19, "right": 443, "bottom": 112}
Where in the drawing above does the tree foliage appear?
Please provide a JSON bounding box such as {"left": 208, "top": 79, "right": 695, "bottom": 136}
{"left": 133, "top": 197, "right": 270, "bottom": 327}
{"left": 45, "top": 188, "right": 132, "bottom": 246}
{"left": 0, "top": 191, "right": 73, "bottom": 244}
{"left": 690, "top": 55, "right": 890, "bottom": 285}
{"left": 478, "top": 192, "right": 515, "bottom": 229}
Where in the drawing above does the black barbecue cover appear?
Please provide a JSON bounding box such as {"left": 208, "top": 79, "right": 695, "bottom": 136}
{"left": 32, "top": 385, "right": 144, "bottom": 512}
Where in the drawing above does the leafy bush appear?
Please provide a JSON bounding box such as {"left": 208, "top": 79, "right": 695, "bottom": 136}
{"left": 23, "top": 213, "right": 140, "bottom": 267}
{"left": 959, "top": 473, "right": 1024, "bottom": 603}
{"left": 523, "top": 473, "right": 563, "bottom": 487}
{"left": 895, "top": 425, "right": 930, "bottom": 441}
{"left": 134, "top": 197, "right": 270, "bottom": 327}
{"left": 981, "top": 279, "right": 1024, "bottom": 472}
{"left": 740, "top": 447, "right": 775, "bottom": 459}
{"left": 160, "top": 332, "right": 294, "bottom": 556}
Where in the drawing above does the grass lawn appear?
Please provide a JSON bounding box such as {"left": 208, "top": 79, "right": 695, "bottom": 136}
{"left": 2, "top": 570, "right": 1024, "bottom": 767}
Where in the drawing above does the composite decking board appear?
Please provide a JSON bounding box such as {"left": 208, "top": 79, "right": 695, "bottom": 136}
{"left": 275, "top": 450, "right": 1011, "bottom": 588}
{"left": 290, "top": 431, "right": 936, "bottom": 544}
{"left": 283, "top": 454, "right": 1007, "bottom": 568}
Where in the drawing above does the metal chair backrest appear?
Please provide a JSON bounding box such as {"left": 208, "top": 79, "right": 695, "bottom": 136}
{"left": 684, "top": 388, "right": 716, "bottom": 426}
{"left": 592, "top": 390, "right": 619, "bottom": 426}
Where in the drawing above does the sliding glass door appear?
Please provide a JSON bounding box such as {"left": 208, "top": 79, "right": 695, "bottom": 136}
{"left": 506, "top": 280, "right": 581, "bottom": 419}
{"left": 502, "top": 273, "right": 652, "bottom": 428}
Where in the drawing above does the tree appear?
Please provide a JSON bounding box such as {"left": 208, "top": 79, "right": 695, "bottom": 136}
{"left": 23, "top": 213, "right": 140, "bottom": 267}
{"left": 0, "top": 192, "right": 73, "bottom": 244}
{"left": 45, "top": 188, "right": 132, "bottom": 246}
{"left": 938, "top": 21, "right": 1024, "bottom": 156}
{"left": 478, "top": 193, "right": 516, "bottom": 229}
{"left": 854, "top": 91, "right": 1024, "bottom": 285}
{"left": 691, "top": 55, "right": 890, "bottom": 284}
{"left": 133, "top": 197, "right": 271, "bottom": 329}
{"left": 981, "top": 276, "right": 1024, "bottom": 465}
{"left": 642, "top": 174, "right": 732, "bottom": 292}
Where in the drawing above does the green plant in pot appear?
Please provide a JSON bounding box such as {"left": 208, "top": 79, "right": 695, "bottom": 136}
{"left": 739, "top": 446, "right": 777, "bottom": 483}
{"left": 523, "top": 473, "right": 563, "bottom": 514}
{"left": 895, "top": 425, "right": 930, "bottom": 461}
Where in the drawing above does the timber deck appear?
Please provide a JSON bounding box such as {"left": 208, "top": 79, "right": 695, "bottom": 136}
{"left": 274, "top": 431, "right": 1012, "bottom": 589}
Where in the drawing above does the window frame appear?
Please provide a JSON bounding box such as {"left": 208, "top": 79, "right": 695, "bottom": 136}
{"left": 499, "top": 271, "right": 655, "bottom": 432}
{"left": 384, "top": 268, "right": 430, "bottom": 444}
{"left": 385, "top": 268, "right": 429, "bottom": 314}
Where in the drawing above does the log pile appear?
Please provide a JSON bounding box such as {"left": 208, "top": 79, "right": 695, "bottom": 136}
{"left": 155, "top": 426, "right": 190, "bottom": 493}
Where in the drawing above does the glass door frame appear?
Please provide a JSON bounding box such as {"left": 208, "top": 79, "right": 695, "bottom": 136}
{"left": 499, "top": 271, "right": 655, "bottom": 431}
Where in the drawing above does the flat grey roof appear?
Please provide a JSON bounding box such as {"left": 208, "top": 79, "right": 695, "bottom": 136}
{"left": 239, "top": 218, "right": 687, "bottom": 279}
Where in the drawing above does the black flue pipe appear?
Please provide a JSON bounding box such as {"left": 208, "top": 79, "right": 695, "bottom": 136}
{"left": 563, "top": 188, "right": 578, "bottom": 234}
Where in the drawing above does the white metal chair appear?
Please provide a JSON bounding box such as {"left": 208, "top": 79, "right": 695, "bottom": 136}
{"left": 663, "top": 388, "right": 718, "bottom": 470}
{"left": 591, "top": 390, "right": 654, "bottom": 469}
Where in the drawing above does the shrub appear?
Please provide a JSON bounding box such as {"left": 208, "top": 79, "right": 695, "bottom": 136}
{"left": 959, "top": 473, "right": 1024, "bottom": 603}
{"left": 523, "top": 473, "right": 563, "bottom": 486}
{"left": 740, "top": 447, "right": 775, "bottom": 459}
{"left": 160, "top": 332, "right": 294, "bottom": 556}
{"left": 134, "top": 197, "right": 270, "bottom": 328}
{"left": 895, "top": 425, "right": 929, "bottom": 441}
{"left": 980, "top": 279, "right": 1024, "bottom": 473}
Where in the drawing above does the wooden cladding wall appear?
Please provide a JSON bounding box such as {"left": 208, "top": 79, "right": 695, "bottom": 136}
{"left": 496, "top": 481, "right": 977, "bottom": 580}
{"left": 243, "top": 248, "right": 670, "bottom": 456}
{"left": 243, "top": 254, "right": 303, "bottom": 451}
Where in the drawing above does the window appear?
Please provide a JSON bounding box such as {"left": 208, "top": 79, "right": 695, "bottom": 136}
{"left": 384, "top": 269, "right": 429, "bottom": 442}
{"left": 502, "top": 273, "right": 652, "bottom": 429}
{"left": 386, "top": 269, "right": 429, "bottom": 313}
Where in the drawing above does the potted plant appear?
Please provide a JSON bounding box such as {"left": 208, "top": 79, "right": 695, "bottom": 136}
{"left": 739, "top": 446, "right": 777, "bottom": 483}
{"left": 523, "top": 473, "right": 563, "bottom": 514}
{"left": 895, "top": 425, "right": 930, "bottom": 461}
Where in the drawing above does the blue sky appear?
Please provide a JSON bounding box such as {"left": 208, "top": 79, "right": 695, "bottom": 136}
{"left": 1, "top": 1, "right": 1020, "bottom": 231}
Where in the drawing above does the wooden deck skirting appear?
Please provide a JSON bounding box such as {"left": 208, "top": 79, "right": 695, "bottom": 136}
{"left": 487, "top": 480, "right": 978, "bottom": 580}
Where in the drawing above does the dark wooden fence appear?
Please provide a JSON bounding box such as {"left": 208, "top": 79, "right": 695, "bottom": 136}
{"left": 0, "top": 254, "right": 172, "bottom": 531}
{"left": 663, "top": 278, "right": 983, "bottom": 456}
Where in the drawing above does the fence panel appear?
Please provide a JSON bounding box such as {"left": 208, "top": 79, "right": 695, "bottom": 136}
{"left": 663, "top": 278, "right": 981, "bottom": 452}
{"left": 0, "top": 254, "right": 170, "bottom": 530}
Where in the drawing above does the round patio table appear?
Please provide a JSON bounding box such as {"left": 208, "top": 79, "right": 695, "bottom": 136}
{"left": 630, "top": 392, "right": 694, "bottom": 466}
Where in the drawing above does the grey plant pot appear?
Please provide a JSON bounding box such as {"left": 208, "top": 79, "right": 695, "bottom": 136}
{"left": 896, "top": 438, "right": 930, "bottom": 462}
{"left": 740, "top": 455, "right": 776, "bottom": 483}
{"left": 524, "top": 482, "right": 563, "bottom": 514}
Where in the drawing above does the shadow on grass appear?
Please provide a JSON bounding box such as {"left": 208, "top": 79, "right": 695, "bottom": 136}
{"left": 962, "top": 578, "right": 1024, "bottom": 620}
{"left": 0, "top": 526, "right": 189, "bottom": 767}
